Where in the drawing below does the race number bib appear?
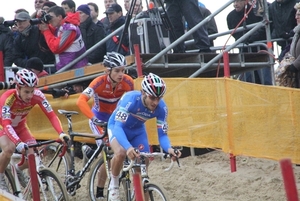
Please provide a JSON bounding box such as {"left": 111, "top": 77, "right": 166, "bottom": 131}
{"left": 115, "top": 111, "right": 128, "bottom": 122}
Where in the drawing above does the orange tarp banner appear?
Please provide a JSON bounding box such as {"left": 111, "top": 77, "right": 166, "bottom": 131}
{"left": 24, "top": 78, "right": 300, "bottom": 163}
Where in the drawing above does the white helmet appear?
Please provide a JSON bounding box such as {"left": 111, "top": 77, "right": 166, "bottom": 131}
{"left": 15, "top": 69, "right": 38, "bottom": 87}
{"left": 141, "top": 73, "right": 166, "bottom": 98}
{"left": 103, "top": 52, "right": 126, "bottom": 69}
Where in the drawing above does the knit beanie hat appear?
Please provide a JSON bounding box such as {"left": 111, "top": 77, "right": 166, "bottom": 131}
{"left": 43, "top": 1, "right": 57, "bottom": 8}
{"left": 26, "top": 57, "right": 44, "bottom": 72}
{"left": 77, "top": 4, "right": 90, "bottom": 16}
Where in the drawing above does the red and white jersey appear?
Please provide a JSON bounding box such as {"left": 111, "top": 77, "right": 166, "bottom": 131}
{"left": 0, "top": 89, "right": 63, "bottom": 144}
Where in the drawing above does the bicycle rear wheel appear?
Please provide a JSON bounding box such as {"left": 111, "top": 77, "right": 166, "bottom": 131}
{"left": 38, "top": 167, "right": 69, "bottom": 201}
{"left": 87, "top": 158, "right": 128, "bottom": 201}
{"left": 143, "top": 182, "right": 169, "bottom": 201}
{"left": 39, "top": 142, "right": 70, "bottom": 181}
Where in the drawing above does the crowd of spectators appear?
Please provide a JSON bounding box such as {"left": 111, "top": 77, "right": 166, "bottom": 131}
{"left": 0, "top": 0, "right": 298, "bottom": 87}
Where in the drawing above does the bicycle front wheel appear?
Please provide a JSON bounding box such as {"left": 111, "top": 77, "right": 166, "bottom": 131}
{"left": 4, "top": 168, "right": 17, "bottom": 194}
{"left": 39, "top": 142, "right": 70, "bottom": 181}
{"left": 38, "top": 167, "right": 69, "bottom": 201}
{"left": 143, "top": 182, "right": 169, "bottom": 201}
{"left": 87, "top": 158, "right": 109, "bottom": 201}
{"left": 87, "top": 158, "right": 128, "bottom": 201}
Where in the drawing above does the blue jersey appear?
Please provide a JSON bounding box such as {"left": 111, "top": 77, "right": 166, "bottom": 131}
{"left": 108, "top": 90, "right": 171, "bottom": 152}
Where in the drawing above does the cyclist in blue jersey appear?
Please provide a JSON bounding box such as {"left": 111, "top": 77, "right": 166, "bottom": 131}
{"left": 106, "top": 73, "right": 181, "bottom": 201}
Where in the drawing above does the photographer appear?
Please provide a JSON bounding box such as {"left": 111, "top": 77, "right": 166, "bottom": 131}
{"left": 11, "top": 12, "right": 55, "bottom": 73}
{"left": 52, "top": 81, "right": 89, "bottom": 99}
{"left": 38, "top": 6, "right": 88, "bottom": 71}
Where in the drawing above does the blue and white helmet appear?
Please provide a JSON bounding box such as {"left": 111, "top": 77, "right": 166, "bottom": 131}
{"left": 15, "top": 69, "right": 38, "bottom": 87}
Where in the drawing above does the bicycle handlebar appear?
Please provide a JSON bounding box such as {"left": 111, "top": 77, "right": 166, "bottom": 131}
{"left": 123, "top": 152, "right": 176, "bottom": 172}
{"left": 25, "top": 138, "right": 68, "bottom": 157}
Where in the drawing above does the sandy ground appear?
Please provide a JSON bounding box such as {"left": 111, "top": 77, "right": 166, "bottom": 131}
{"left": 69, "top": 150, "right": 300, "bottom": 201}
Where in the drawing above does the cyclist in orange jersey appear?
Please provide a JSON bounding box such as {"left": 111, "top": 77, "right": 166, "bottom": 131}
{"left": 76, "top": 52, "right": 134, "bottom": 200}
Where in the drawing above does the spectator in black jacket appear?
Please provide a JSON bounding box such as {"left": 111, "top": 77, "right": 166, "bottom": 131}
{"left": 12, "top": 12, "right": 55, "bottom": 72}
{"left": 269, "top": 0, "right": 300, "bottom": 50}
{"left": 101, "top": 0, "right": 117, "bottom": 30}
{"left": 87, "top": 2, "right": 102, "bottom": 26}
{"left": 105, "top": 4, "right": 129, "bottom": 56}
{"left": 227, "top": 0, "right": 272, "bottom": 85}
{"left": 0, "top": 18, "right": 14, "bottom": 66}
{"left": 77, "top": 4, "right": 106, "bottom": 64}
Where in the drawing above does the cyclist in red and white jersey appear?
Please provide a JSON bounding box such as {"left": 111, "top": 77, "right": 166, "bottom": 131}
{"left": 0, "top": 69, "right": 69, "bottom": 192}
{"left": 76, "top": 52, "right": 134, "bottom": 199}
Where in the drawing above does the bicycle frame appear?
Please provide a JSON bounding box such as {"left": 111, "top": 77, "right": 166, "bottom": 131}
{"left": 120, "top": 152, "right": 177, "bottom": 201}
{"left": 58, "top": 109, "right": 109, "bottom": 196}
{"left": 8, "top": 139, "right": 67, "bottom": 200}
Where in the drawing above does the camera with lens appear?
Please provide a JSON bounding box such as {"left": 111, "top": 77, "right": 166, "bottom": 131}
{"left": 52, "top": 85, "right": 75, "bottom": 98}
{"left": 30, "top": 11, "right": 53, "bottom": 25}
{"left": 3, "top": 20, "right": 16, "bottom": 27}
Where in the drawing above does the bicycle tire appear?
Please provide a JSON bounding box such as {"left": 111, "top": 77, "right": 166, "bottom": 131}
{"left": 87, "top": 158, "right": 108, "bottom": 201}
{"left": 4, "top": 168, "right": 17, "bottom": 195}
{"left": 87, "top": 158, "right": 128, "bottom": 201}
{"left": 38, "top": 167, "right": 70, "bottom": 201}
{"left": 142, "top": 182, "right": 169, "bottom": 201}
{"left": 40, "top": 142, "right": 71, "bottom": 182}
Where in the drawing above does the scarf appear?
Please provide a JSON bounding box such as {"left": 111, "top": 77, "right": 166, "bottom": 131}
{"left": 20, "top": 25, "right": 32, "bottom": 37}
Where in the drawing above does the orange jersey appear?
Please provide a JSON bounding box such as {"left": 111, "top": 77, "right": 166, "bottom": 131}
{"left": 77, "top": 74, "right": 134, "bottom": 121}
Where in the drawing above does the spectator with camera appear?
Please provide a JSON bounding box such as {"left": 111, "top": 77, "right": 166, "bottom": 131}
{"left": 77, "top": 4, "right": 106, "bottom": 64}
{"left": 38, "top": 6, "right": 88, "bottom": 71}
{"left": 52, "top": 81, "right": 90, "bottom": 99}
{"left": 12, "top": 11, "right": 55, "bottom": 72}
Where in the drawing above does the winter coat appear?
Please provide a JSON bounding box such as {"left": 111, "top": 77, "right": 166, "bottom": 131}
{"left": 79, "top": 17, "right": 106, "bottom": 64}
{"left": 13, "top": 25, "right": 55, "bottom": 67}
{"left": 269, "top": 0, "right": 300, "bottom": 47}
{"left": 106, "top": 16, "right": 129, "bottom": 56}
{"left": 0, "top": 24, "right": 14, "bottom": 66}
{"left": 42, "top": 12, "right": 88, "bottom": 71}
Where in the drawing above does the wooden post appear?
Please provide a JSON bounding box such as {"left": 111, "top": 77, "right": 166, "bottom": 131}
{"left": 132, "top": 173, "right": 145, "bottom": 201}
{"left": 134, "top": 44, "right": 143, "bottom": 77}
{"left": 280, "top": 158, "right": 299, "bottom": 201}
{"left": 28, "top": 154, "right": 40, "bottom": 201}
